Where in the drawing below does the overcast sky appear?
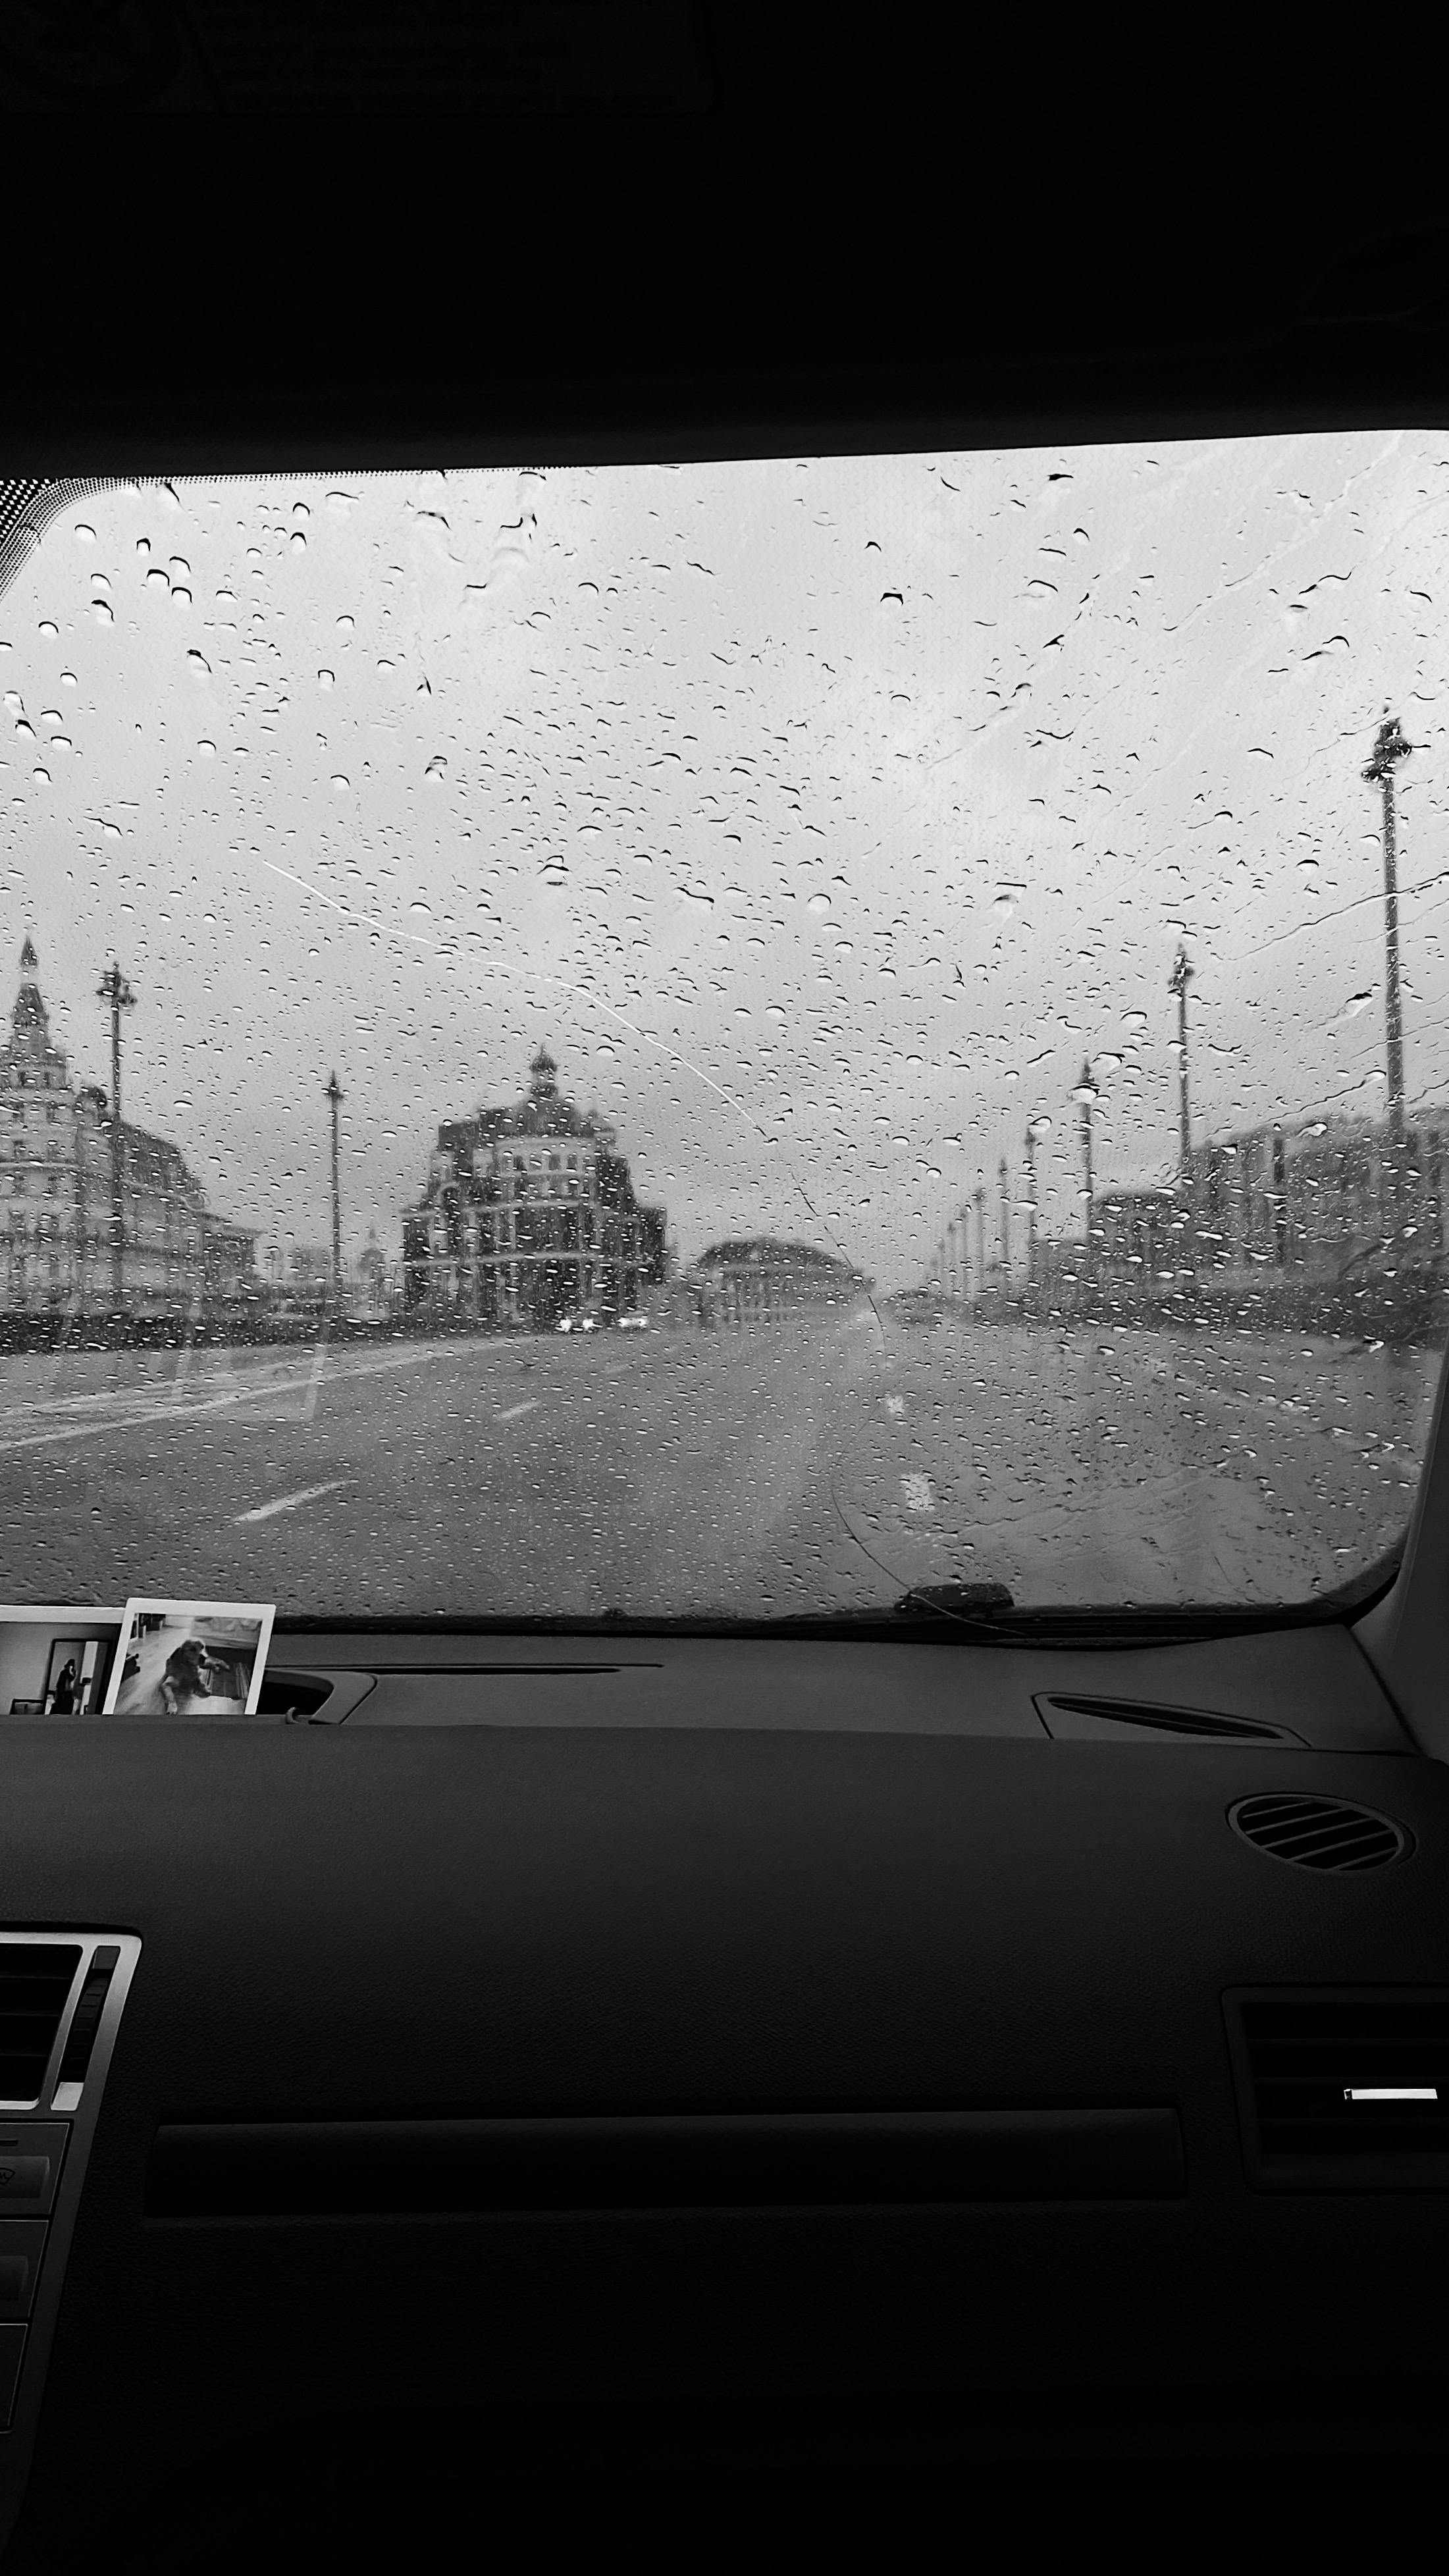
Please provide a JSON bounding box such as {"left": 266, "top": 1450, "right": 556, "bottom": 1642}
{"left": 1, "top": 434, "right": 1446, "bottom": 1289}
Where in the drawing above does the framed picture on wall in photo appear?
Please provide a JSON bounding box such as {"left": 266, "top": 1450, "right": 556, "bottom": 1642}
{"left": 0, "top": 1609, "right": 124, "bottom": 1719}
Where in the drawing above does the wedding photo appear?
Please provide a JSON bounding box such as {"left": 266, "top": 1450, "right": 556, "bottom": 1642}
{"left": 103, "top": 1601, "right": 275, "bottom": 1719}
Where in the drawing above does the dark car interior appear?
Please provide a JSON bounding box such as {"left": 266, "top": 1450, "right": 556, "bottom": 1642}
{"left": 4, "top": 7, "right": 1449, "bottom": 2566}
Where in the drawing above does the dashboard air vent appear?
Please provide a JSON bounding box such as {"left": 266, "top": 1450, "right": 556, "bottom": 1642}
{"left": 1037, "top": 1694, "right": 1300, "bottom": 1743}
{"left": 1228, "top": 1992, "right": 1449, "bottom": 2187}
{"left": 1228, "top": 1793, "right": 1409, "bottom": 1872}
{"left": 0, "top": 1944, "right": 82, "bottom": 2104}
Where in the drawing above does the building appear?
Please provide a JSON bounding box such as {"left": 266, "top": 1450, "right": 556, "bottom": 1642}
{"left": 1039, "top": 1107, "right": 1449, "bottom": 1302}
{"left": 402, "top": 1045, "right": 666, "bottom": 1328}
{"left": 689, "top": 1238, "right": 868, "bottom": 1325}
{"left": 352, "top": 1229, "right": 392, "bottom": 1322}
{"left": 0, "top": 939, "right": 258, "bottom": 1319}
{"left": 1185, "top": 1113, "right": 1448, "bottom": 1284}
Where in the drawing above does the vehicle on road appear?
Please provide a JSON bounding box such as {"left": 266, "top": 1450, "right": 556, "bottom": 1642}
{"left": 883, "top": 1288, "right": 947, "bottom": 1328}
{"left": 617, "top": 1312, "right": 650, "bottom": 1330}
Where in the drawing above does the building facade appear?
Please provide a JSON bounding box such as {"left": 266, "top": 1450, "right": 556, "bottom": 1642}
{"left": 690, "top": 1238, "right": 868, "bottom": 1324}
{"left": 1037, "top": 1109, "right": 1449, "bottom": 1300}
{"left": 0, "top": 939, "right": 258, "bottom": 1319}
{"left": 402, "top": 1046, "right": 666, "bottom": 1328}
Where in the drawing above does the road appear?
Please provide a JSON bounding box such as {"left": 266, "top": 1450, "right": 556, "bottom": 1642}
{"left": 0, "top": 1311, "right": 1435, "bottom": 1617}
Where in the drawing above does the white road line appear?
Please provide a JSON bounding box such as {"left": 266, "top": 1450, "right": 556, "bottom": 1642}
{"left": 0, "top": 1344, "right": 442, "bottom": 1456}
{"left": 495, "top": 1400, "right": 539, "bottom": 1422}
{"left": 234, "top": 1479, "right": 352, "bottom": 1525}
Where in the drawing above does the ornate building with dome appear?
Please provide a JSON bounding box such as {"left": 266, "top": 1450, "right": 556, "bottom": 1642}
{"left": 401, "top": 1046, "right": 666, "bottom": 1328}
{"left": 0, "top": 938, "right": 257, "bottom": 1320}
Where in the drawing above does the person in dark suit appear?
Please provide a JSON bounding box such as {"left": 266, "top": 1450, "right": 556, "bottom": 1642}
{"left": 51, "top": 1658, "right": 78, "bottom": 1714}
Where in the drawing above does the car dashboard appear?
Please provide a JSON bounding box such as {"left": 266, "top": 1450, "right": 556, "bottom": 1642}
{"left": 1, "top": 1612, "right": 1448, "bottom": 2563}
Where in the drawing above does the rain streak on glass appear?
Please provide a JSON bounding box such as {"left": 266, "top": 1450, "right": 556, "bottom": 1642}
{"left": 0, "top": 440, "right": 1442, "bottom": 1620}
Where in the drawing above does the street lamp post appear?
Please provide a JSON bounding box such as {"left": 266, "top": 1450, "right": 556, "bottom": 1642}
{"left": 1169, "top": 943, "right": 1194, "bottom": 1182}
{"left": 998, "top": 1156, "right": 1011, "bottom": 1296}
{"left": 97, "top": 960, "right": 135, "bottom": 1316}
{"left": 1074, "top": 1060, "right": 1098, "bottom": 1270}
{"left": 973, "top": 1182, "right": 986, "bottom": 1305}
{"left": 1363, "top": 711, "right": 1412, "bottom": 1211}
{"left": 1024, "top": 1123, "right": 1040, "bottom": 1300}
{"left": 326, "top": 1072, "right": 343, "bottom": 1313}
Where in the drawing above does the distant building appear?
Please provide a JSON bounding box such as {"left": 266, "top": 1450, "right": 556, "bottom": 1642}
{"left": 1041, "top": 1107, "right": 1449, "bottom": 1298}
{"left": 353, "top": 1229, "right": 391, "bottom": 1321}
{"left": 690, "top": 1238, "right": 868, "bottom": 1324}
{"left": 1186, "top": 1113, "right": 1448, "bottom": 1283}
{"left": 0, "top": 939, "right": 257, "bottom": 1319}
{"left": 402, "top": 1045, "right": 666, "bottom": 1328}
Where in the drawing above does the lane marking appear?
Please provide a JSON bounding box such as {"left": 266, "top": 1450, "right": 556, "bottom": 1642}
{"left": 901, "top": 1473, "right": 935, "bottom": 1515}
{"left": 0, "top": 1344, "right": 442, "bottom": 1455}
{"left": 495, "top": 1400, "right": 539, "bottom": 1422}
{"left": 234, "top": 1478, "right": 352, "bottom": 1525}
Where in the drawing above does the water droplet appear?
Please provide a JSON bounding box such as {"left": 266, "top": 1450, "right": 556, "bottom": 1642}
{"left": 74, "top": 523, "right": 95, "bottom": 544}
{"left": 197, "top": 739, "right": 216, "bottom": 757}
{"left": 330, "top": 774, "right": 350, "bottom": 793}
{"left": 808, "top": 893, "right": 831, "bottom": 914}
{"left": 317, "top": 669, "right": 334, "bottom": 689}
{"left": 145, "top": 568, "right": 169, "bottom": 588}
{"left": 93, "top": 603, "right": 113, "bottom": 625}
{"left": 38, "top": 619, "right": 58, "bottom": 637}
{"left": 290, "top": 531, "right": 307, "bottom": 553}
{"left": 425, "top": 756, "right": 447, "bottom": 779}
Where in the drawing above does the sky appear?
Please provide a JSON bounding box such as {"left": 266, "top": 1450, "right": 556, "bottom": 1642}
{"left": 1, "top": 433, "right": 1446, "bottom": 1291}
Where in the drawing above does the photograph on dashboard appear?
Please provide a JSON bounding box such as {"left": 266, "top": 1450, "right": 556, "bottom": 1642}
{"left": 103, "top": 1600, "right": 276, "bottom": 1718}
{"left": 0, "top": 1609, "right": 124, "bottom": 1717}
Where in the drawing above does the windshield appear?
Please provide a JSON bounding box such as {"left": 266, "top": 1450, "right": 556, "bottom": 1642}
{"left": 0, "top": 440, "right": 1443, "bottom": 1621}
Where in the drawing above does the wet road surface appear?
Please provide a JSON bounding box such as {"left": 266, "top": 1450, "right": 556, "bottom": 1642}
{"left": 0, "top": 1310, "right": 1435, "bottom": 1618}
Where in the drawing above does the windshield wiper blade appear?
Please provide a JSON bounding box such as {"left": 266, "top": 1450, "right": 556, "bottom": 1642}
{"left": 893, "top": 1582, "right": 1016, "bottom": 1619}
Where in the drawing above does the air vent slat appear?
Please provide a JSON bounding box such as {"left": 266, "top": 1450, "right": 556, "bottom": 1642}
{"left": 1230, "top": 1993, "right": 1449, "bottom": 2188}
{"left": 1228, "top": 1795, "right": 1408, "bottom": 1872}
{"left": 0, "top": 1945, "right": 83, "bottom": 2103}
